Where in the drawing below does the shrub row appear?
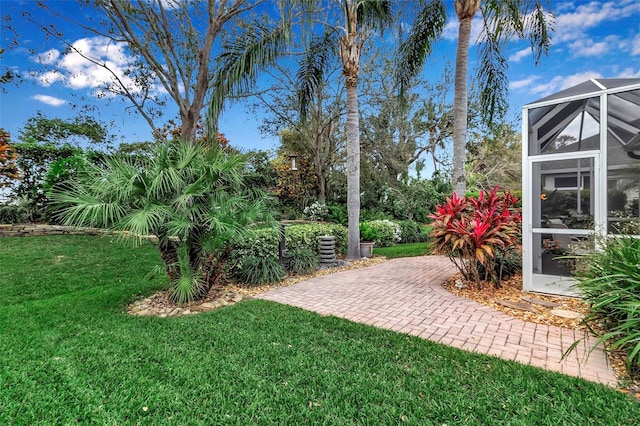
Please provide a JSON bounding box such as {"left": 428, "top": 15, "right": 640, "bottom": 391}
{"left": 228, "top": 223, "right": 347, "bottom": 283}
{"left": 360, "top": 219, "right": 429, "bottom": 247}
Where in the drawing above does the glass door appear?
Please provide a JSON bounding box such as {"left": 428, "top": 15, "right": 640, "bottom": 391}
{"left": 528, "top": 154, "right": 598, "bottom": 295}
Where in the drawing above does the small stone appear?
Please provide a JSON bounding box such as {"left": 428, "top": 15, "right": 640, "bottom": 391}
{"left": 521, "top": 296, "right": 560, "bottom": 308}
{"left": 454, "top": 279, "right": 467, "bottom": 289}
{"left": 200, "top": 302, "right": 217, "bottom": 310}
{"left": 551, "top": 309, "right": 585, "bottom": 319}
{"left": 136, "top": 309, "right": 154, "bottom": 316}
{"left": 232, "top": 294, "right": 243, "bottom": 303}
{"left": 496, "top": 300, "right": 538, "bottom": 313}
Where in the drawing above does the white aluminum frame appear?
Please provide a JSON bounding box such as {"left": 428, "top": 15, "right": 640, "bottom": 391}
{"left": 522, "top": 79, "right": 640, "bottom": 295}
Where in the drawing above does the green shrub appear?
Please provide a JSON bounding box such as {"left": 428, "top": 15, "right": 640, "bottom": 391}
{"left": 476, "top": 250, "right": 522, "bottom": 281}
{"left": 285, "top": 247, "right": 319, "bottom": 274}
{"left": 235, "top": 255, "right": 286, "bottom": 286}
{"left": 397, "top": 220, "right": 429, "bottom": 243}
{"left": 285, "top": 223, "right": 347, "bottom": 254}
{"left": 360, "top": 220, "right": 401, "bottom": 247}
{"left": 228, "top": 227, "right": 280, "bottom": 276}
{"left": 229, "top": 223, "right": 347, "bottom": 276}
{"left": 0, "top": 202, "right": 29, "bottom": 224}
{"left": 573, "top": 235, "right": 640, "bottom": 374}
{"left": 325, "top": 202, "right": 347, "bottom": 225}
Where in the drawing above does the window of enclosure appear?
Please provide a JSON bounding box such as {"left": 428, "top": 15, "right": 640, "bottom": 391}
{"left": 607, "top": 89, "right": 640, "bottom": 235}
{"left": 531, "top": 232, "right": 594, "bottom": 277}
{"left": 532, "top": 157, "right": 595, "bottom": 230}
{"left": 528, "top": 97, "right": 600, "bottom": 156}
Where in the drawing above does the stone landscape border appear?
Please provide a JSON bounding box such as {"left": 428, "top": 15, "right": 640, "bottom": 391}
{"left": 0, "top": 224, "right": 107, "bottom": 238}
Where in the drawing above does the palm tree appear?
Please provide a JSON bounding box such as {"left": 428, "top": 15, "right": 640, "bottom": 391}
{"left": 50, "top": 139, "right": 273, "bottom": 304}
{"left": 210, "top": 0, "right": 392, "bottom": 260}
{"left": 297, "top": 0, "right": 392, "bottom": 259}
{"left": 397, "top": 0, "right": 553, "bottom": 195}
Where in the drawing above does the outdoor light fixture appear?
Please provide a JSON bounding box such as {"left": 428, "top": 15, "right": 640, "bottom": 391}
{"left": 288, "top": 153, "right": 298, "bottom": 171}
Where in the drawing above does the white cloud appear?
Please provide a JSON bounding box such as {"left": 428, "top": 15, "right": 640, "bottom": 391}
{"left": 616, "top": 67, "right": 640, "bottom": 78}
{"left": 32, "top": 94, "right": 66, "bottom": 107}
{"left": 34, "top": 48, "right": 61, "bottom": 65}
{"left": 569, "top": 39, "right": 611, "bottom": 58}
{"left": 32, "top": 36, "right": 158, "bottom": 98}
{"left": 509, "top": 48, "right": 531, "bottom": 63}
{"left": 632, "top": 34, "right": 640, "bottom": 56}
{"left": 529, "top": 71, "right": 603, "bottom": 96}
{"left": 36, "top": 70, "right": 64, "bottom": 87}
{"left": 511, "top": 75, "right": 540, "bottom": 90}
{"left": 554, "top": 0, "right": 640, "bottom": 43}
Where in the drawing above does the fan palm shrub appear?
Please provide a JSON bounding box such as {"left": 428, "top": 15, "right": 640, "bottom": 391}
{"left": 50, "top": 139, "right": 273, "bottom": 303}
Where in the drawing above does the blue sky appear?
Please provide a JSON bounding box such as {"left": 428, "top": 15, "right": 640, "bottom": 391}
{"left": 1, "top": 0, "right": 639, "bottom": 152}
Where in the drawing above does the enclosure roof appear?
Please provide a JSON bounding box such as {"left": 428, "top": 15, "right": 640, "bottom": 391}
{"left": 525, "top": 78, "right": 640, "bottom": 106}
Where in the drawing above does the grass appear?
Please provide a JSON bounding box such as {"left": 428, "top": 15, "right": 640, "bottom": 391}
{"left": 374, "top": 242, "right": 430, "bottom": 258}
{"left": 1, "top": 235, "right": 639, "bottom": 425}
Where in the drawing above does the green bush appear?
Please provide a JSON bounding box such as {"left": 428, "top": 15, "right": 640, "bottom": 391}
{"left": 360, "top": 220, "right": 401, "bottom": 247}
{"left": 573, "top": 235, "right": 640, "bottom": 374}
{"left": 476, "top": 250, "right": 522, "bottom": 281}
{"left": 229, "top": 223, "right": 347, "bottom": 277}
{"left": 285, "top": 223, "right": 347, "bottom": 254}
{"left": 285, "top": 247, "right": 319, "bottom": 274}
{"left": 325, "top": 202, "right": 347, "bottom": 225}
{"left": 397, "top": 220, "right": 429, "bottom": 243}
{"left": 0, "top": 202, "right": 29, "bottom": 224}
{"left": 235, "top": 255, "right": 286, "bottom": 286}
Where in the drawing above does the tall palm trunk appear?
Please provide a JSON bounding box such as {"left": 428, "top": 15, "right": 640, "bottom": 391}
{"left": 452, "top": 0, "right": 480, "bottom": 196}
{"left": 340, "top": 2, "right": 362, "bottom": 260}
{"left": 345, "top": 78, "right": 361, "bottom": 259}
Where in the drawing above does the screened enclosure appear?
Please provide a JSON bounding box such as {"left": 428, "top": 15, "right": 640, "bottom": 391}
{"left": 522, "top": 78, "right": 640, "bottom": 295}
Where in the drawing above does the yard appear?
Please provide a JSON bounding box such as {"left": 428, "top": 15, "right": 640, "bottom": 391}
{"left": 1, "top": 235, "right": 638, "bottom": 424}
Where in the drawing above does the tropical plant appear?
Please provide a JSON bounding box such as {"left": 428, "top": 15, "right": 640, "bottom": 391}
{"left": 235, "top": 255, "right": 286, "bottom": 286}
{"left": 572, "top": 234, "right": 640, "bottom": 374}
{"left": 50, "top": 139, "right": 273, "bottom": 303}
{"left": 397, "top": 0, "right": 553, "bottom": 195}
{"left": 429, "top": 187, "right": 521, "bottom": 287}
{"left": 285, "top": 247, "right": 320, "bottom": 275}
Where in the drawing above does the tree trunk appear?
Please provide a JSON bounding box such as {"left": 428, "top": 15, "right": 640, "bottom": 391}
{"left": 452, "top": 3, "right": 477, "bottom": 197}
{"left": 345, "top": 77, "right": 360, "bottom": 259}
{"left": 315, "top": 146, "right": 326, "bottom": 203}
{"left": 199, "top": 246, "right": 232, "bottom": 298}
{"left": 158, "top": 239, "right": 179, "bottom": 282}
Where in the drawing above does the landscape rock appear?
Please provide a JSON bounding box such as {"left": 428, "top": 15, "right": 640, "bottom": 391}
{"left": 551, "top": 309, "right": 585, "bottom": 320}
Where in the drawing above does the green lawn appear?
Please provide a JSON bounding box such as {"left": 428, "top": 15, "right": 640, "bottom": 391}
{"left": 374, "top": 242, "right": 430, "bottom": 258}
{"left": 1, "top": 236, "right": 638, "bottom": 424}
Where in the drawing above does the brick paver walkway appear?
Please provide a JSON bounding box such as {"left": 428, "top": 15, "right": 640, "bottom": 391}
{"left": 257, "top": 256, "right": 617, "bottom": 386}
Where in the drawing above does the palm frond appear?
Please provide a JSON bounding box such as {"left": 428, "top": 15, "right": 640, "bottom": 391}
{"left": 477, "top": 30, "right": 509, "bottom": 125}
{"left": 478, "top": 0, "right": 553, "bottom": 123}
{"left": 395, "top": 0, "right": 446, "bottom": 106}
{"left": 207, "top": 23, "right": 289, "bottom": 135}
{"left": 356, "top": 0, "right": 393, "bottom": 32}
{"left": 296, "top": 31, "right": 336, "bottom": 123}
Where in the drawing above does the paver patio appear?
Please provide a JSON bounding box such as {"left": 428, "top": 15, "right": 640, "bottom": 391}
{"left": 257, "top": 256, "right": 617, "bottom": 386}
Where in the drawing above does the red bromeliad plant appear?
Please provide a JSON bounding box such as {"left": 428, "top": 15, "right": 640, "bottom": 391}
{"left": 430, "top": 187, "right": 521, "bottom": 288}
